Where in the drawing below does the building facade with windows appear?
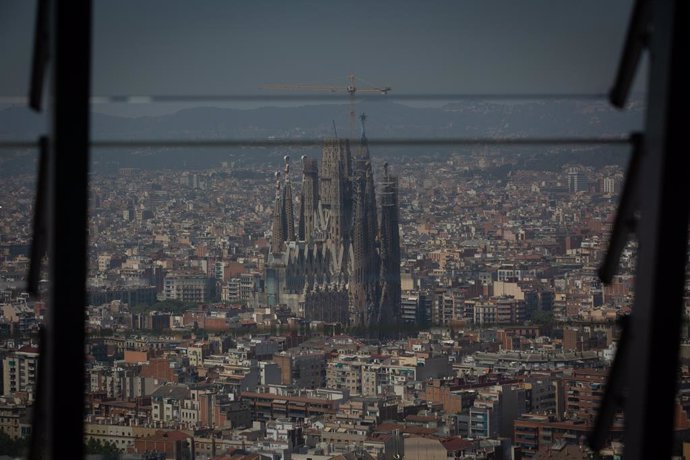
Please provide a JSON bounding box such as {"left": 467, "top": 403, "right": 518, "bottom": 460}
{"left": 2, "top": 346, "right": 39, "bottom": 397}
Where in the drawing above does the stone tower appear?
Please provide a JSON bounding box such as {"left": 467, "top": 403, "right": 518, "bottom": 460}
{"left": 298, "top": 155, "right": 319, "bottom": 243}
{"left": 378, "top": 162, "right": 401, "bottom": 337}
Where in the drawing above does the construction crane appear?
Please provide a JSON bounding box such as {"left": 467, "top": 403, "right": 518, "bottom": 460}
{"left": 260, "top": 74, "right": 391, "bottom": 139}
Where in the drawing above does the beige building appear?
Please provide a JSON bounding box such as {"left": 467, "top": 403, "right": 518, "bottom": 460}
{"left": 151, "top": 384, "right": 191, "bottom": 424}
{"left": 2, "top": 346, "right": 39, "bottom": 397}
{"left": 327, "top": 359, "right": 364, "bottom": 395}
{"left": 0, "top": 400, "right": 31, "bottom": 440}
{"left": 273, "top": 351, "right": 326, "bottom": 388}
{"left": 97, "top": 253, "right": 112, "bottom": 272}
{"left": 404, "top": 436, "right": 447, "bottom": 460}
{"left": 163, "top": 273, "right": 213, "bottom": 303}
{"left": 84, "top": 423, "right": 159, "bottom": 451}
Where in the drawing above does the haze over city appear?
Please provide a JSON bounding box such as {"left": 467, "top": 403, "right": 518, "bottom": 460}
{"left": 1, "top": 2, "right": 688, "bottom": 460}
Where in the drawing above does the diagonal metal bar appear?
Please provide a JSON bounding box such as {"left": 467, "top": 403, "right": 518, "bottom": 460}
{"left": 589, "top": 316, "right": 630, "bottom": 451}
{"left": 29, "top": 0, "right": 50, "bottom": 112}
{"left": 609, "top": 0, "right": 651, "bottom": 108}
{"left": 598, "top": 132, "right": 643, "bottom": 284}
{"left": 27, "top": 136, "right": 49, "bottom": 297}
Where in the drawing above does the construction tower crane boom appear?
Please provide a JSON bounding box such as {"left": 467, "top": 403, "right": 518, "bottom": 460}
{"left": 260, "top": 74, "right": 391, "bottom": 138}
{"left": 261, "top": 74, "right": 391, "bottom": 95}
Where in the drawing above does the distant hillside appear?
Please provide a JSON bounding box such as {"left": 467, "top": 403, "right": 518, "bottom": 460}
{"left": 0, "top": 100, "right": 643, "bottom": 174}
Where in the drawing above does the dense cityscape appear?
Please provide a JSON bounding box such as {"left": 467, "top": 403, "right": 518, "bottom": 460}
{"left": 5, "top": 0, "right": 690, "bottom": 456}
{"left": 1, "top": 126, "right": 689, "bottom": 459}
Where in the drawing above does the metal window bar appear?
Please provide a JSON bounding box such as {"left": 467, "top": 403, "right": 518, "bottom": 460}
{"left": 0, "top": 136, "right": 632, "bottom": 149}
{"left": 1, "top": 92, "right": 612, "bottom": 104}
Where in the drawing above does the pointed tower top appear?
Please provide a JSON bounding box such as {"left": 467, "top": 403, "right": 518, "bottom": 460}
{"left": 274, "top": 171, "right": 281, "bottom": 197}
{"left": 282, "top": 156, "right": 296, "bottom": 241}
{"left": 284, "top": 155, "right": 290, "bottom": 177}
{"left": 360, "top": 113, "right": 369, "bottom": 143}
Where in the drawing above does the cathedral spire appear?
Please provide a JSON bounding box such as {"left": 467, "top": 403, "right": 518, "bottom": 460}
{"left": 282, "top": 155, "right": 296, "bottom": 242}
{"left": 265, "top": 121, "right": 399, "bottom": 328}
{"left": 271, "top": 171, "right": 284, "bottom": 254}
{"left": 360, "top": 113, "right": 367, "bottom": 142}
{"left": 378, "top": 162, "right": 401, "bottom": 338}
{"left": 348, "top": 114, "right": 380, "bottom": 331}
{"left": 299, "top": 154, "right": 319, "bottom": 242}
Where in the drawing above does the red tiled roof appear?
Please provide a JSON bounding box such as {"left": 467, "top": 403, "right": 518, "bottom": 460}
{"left": 367, "top": 433, "right": 393, "bottom": 442}
{"left": 441, "top": 437, "right": 474, "bottom": 452}
{"left": 405, "top": 415, "right": 437, "bottom": 422}
{"left": 375, "top": 423, "right": 436, "bottom": 435}
{"left": 18, "top": 345, "right": 39, "bottom": 353}
{"left": 147, "top": 430, "right": 191, "bottom": 442}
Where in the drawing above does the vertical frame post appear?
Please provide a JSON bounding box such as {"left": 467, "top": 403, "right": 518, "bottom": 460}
{"left": 46, "top": 0, "right": 92, "bottom": 458}
{"left": 623, "top": 0, "right": 689, "bottom": 458}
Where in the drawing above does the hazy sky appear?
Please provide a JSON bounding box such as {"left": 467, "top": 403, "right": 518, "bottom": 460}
{"left": 0, "top": 0, "right": 641, "bottom": 115}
